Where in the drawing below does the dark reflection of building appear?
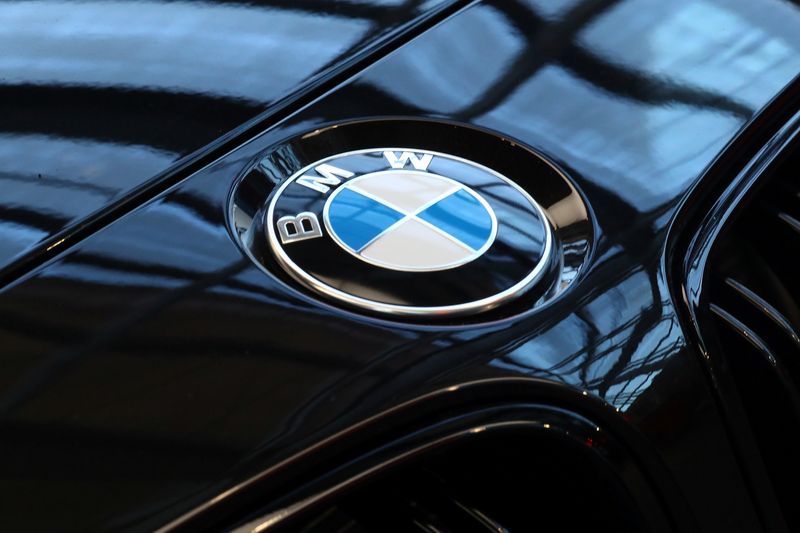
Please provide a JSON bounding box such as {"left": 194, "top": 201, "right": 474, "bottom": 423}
{"left": 0, "top": 0, "right": 441, "bottom": 271}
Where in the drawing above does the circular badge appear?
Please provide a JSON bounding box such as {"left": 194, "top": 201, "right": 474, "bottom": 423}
{"left": 266, "top": 148, "right": 553, "bottom": 316}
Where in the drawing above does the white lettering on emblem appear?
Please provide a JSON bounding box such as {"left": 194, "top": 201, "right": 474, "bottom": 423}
{"left": 296, "top": 164, "right": 354, "bottom": 194}
{"left": 383, "top": 151, "right": 433, "bottom": 171}
{"left": 277, "top": 212, "right": 323, "bottom": 244}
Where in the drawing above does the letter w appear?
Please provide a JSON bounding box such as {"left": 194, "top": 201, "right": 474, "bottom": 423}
{"left": 296, "top": 164, "right": 354, "bottom": 194}
{"left": 383, "top": 151, "right": 433, "bottom": 171}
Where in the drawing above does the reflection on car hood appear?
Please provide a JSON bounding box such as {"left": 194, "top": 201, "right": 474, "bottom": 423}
{"left": 0, "top": 0, "right": 447, "bottom": 272}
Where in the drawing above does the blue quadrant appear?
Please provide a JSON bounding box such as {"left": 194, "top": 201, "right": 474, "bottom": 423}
{"left": 418, "top": 189, "right": 493, "bottom": 250}
{"left": 327, "top": 188, "right": 405, "bottom": 251}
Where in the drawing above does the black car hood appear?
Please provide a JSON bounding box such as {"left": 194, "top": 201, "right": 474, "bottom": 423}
{"left": 2, "top": 0, "right": 800, "bottom": 531}
{"left": 0, "top": 0, "right": 449, "bottom": 274}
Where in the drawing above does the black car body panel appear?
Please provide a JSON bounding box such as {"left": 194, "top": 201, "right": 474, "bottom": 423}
{"left": 1, "top": 0, "right": 800, "bottom": 531}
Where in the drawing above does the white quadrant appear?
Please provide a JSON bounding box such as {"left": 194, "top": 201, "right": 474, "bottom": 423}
{"left": 360, "top": 218, "right": 472, "bottom": 271}
{"left": 348, "top": 170, "right": 459, "bottom": 213}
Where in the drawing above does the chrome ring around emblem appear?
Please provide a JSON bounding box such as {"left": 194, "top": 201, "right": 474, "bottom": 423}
{"left": 264, "top": 148, "right": 555, "bottom": 317}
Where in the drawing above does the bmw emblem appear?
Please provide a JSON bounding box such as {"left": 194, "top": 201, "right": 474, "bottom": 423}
{"left": 265, "top": 148, "right": 554, "bottom": 317}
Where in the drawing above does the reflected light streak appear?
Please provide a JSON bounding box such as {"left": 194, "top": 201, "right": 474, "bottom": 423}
{"left": 0, "top": 1, "right": 370, "bottom": 101}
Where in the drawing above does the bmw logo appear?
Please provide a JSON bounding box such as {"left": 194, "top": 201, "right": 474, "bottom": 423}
{"left": 265, "top": 148, "right": 554, "bottom": 317}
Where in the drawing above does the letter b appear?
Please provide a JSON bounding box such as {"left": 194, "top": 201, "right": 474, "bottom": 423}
{"left": 276, "top": 212, "right": 323, "bottom": 244}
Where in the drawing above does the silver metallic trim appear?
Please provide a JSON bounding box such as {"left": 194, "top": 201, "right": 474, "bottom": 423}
{"left": 265, "top": 148, "right": 554, "bottom": 317}
{"left": 322, "top": 170, "right": 497, "bottom": 272}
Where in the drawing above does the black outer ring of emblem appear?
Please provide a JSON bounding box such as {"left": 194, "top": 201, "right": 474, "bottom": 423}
{"left": 229, "top": 118, "right": 594, "bottom": 325}
{"left": 266, "top": 149, "right": 553, "bottom": 317}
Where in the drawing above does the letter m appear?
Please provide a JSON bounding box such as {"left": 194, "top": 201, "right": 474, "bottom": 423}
{"left": 383, "top": 151, "right": 433, "bottom": 171}
{"left": 296, "top": 164, "right": 354, "bottom": 194}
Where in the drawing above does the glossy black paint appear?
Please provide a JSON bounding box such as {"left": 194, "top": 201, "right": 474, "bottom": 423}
{"left": 0, "top": 0, "right": 451, "bottom": 274}
{"left": 239, "top": 401, "right": 669, "bottom": 532}
{"left": 1, "top": 0, "right": 800, "bottom": 531}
